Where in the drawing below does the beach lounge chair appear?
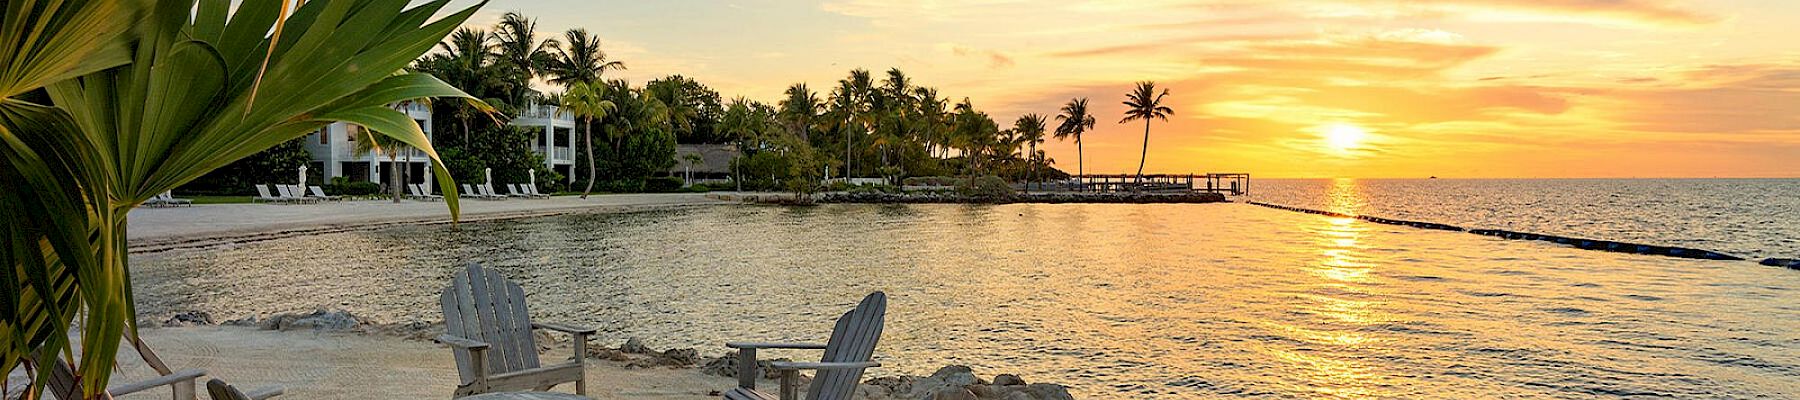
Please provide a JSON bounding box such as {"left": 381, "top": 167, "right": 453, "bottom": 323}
{"left": 505, "top": 184, "right": 533, "bottom": 199}
{"left": 461, "top": 184, "right": 499, "bottom": 200}
{"left": 519, "top": 184, "right": 549, "bottom": 198}
{"left": 288, "top": 185, "right": 316, "bottom": 203}
{"left": 253, "top": 184, "right": 285, "bottom": 203}
{"left": 144, "top": 191, "right": 192, "bottom": 207}
{"left": 437, "top": 263, "right": 594, "bottom": 397}
{"left": 160, "top": 191, "right": 194, "bottom": 207}
{"left": 45, "top": 359, "right": 283, "bottom": 400}
{"left": 274, "top": 185, "right": 297, "bottom": 203}
{"left": 481, "top": 184, "right": 510, "bottom": 200}
{"left": 307, "top": 186, "right": 341, "bottom": 202}
{"left": 408, "top": 184, "right": 444, "bottom": 201}
{"left": 724, "top": 292, "right": 886, "bottom": 400}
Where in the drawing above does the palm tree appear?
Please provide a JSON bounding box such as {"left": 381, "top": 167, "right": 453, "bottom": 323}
{"left": 561, "top": 81, "right": 617, "bottom": 198}
{"left": 1054, "top": 98, "right": 1097, "bottom": 189}
{"left": 545, "top": 28, "right": 626, "bottom": 87}
{"left": 1120, "top": 81, "right": 1174, "bottom": 184}
{"left": 350, "top": 124, "right": 413, "bottom": 203}
{"left": 779, "top": 83, "right": 822, "bottom": 142}
{"left": 415, "top": 27, "right": 505, "bottom": 144}
{"left": 2, "top": 1, "right": 481, "bottom": 394}
{"left": 1013, "top": 114, "right": 1048, "bottom": 191}
{"left": 493, "top": 12, "right": 559, "bottom": 104}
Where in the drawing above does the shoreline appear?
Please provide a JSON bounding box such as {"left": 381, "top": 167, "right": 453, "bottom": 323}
{"left": 115, "top": 320, "right": 1077, "bottom": 400}
{"left": 126, "top": 193, "right": 735, "bottom": 253}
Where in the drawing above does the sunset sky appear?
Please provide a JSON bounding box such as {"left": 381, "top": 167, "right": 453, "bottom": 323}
{"left": 445, "top": 0, "right": 1797, "bottom": 178}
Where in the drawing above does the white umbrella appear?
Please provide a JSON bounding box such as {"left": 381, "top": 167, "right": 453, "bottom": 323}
{"left": 484, "top": 167, "right": 492, "bottom": 191}
{"left": 528, "top": 169, "right": 537, "bottom": 190}
{"left": 422, "top": 163, "right": 433, "bottom": 194}
{"left": 298, "top": 165, "right": 308, "bottom": 189}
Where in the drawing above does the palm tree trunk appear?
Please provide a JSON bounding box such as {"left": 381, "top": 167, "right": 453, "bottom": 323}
{"left": 581, "top": 118, "right": 596, "bottom": 198}
{"left": 1135, "top": 120, "right": 1150, "bottom": 185}
{"left": 389, "top": 155, "right": 401, "bottom": 203}
{"left": 1076, "top": 135, "right": 1084, "bottom": 192}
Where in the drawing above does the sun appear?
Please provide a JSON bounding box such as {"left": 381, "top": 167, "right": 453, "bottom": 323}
{"left": 1323, "top": 123, "right": 1367, "bottom": 152}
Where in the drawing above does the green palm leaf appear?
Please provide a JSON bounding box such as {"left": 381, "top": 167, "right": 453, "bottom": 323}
{"left": 3, "top": 0, "right": 487, "bottom": 396}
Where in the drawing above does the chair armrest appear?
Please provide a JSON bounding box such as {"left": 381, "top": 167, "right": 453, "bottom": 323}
{"left": 725, "top": 342, "right": 828, "bottom": 350}
{"left": 107, "top": 368, "right": 207, "bottom": 396}
{"left": 531, "top": 322, "right": 597, "bottom": 335}
{"left": 767, "top": 361, "right": 881, "bottom": 371}
{"left": 244, "top": 385, "right": 285, "bottom": 399}
{"left": 436, "top": 334, "right": 491, "bottom": 350}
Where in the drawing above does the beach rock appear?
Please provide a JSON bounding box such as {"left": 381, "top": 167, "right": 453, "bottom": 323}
{"left": 1022, "top": 383, "right": 1075, "bottom": 400}
{"left": 931, "top": 387, "right": 979, "bottom": 400}
{"left": 222, "top": 316, "right": 258, "bottom": 326}
{"left": 621, "top": 337, "right": 651, "bottom": 354}
{"left": 163, "top": 311, "right": 213, "bottom": 327}
{"left": 587, "top": 346, "right": 631, "bottom": 362}
{"left": 659, "top": 347, "right": 700, "bottom": 366}
{"left": 258, "top": 309, "right": 359, "bottom": 331}
{"left": 993, "top": 374, "right": 1026, "bottom": 386}
{"left": 699, "top": 352, "right": 795, "bottom": 379}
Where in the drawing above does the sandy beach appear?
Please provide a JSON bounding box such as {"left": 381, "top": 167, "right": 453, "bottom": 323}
{"left": 99, "top": 326, "right": 742, "bottom": 400}
{"left": 127, "top": 193, "right": 733, "bottom": 253}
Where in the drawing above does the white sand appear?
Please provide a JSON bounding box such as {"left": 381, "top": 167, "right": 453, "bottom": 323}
{"left": 127, "top": 193, "right": 736, "bottom": 251}
{"left": 104, "top": 326, "right": 746, "bottom": 399}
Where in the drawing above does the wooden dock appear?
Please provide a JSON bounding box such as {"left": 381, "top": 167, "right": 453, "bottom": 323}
{"left": 1076, "top": 173, "right": 1250, "bottom": 195}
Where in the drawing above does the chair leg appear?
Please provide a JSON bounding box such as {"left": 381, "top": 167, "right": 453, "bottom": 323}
{"left": 736, "top": 348, "right": 758, "bottom": 389}
{"left": 779, "top": 369, "right": 799, "bottom": 400}
{"left": 173, "top": 377, "right": 196, "bottom": 400}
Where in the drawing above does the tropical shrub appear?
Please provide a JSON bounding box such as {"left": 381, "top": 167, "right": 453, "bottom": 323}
{"left": 956, "top": 176, "right": 1015, "bottom": 198}
{"left": 325, "top": 178, "right": 383, "bottom": 196}
{"left": 179, "top": 138, "right": 313, "bottom": 195}
{"left": 0, "top": 0, "right": 481, "bottom": 395}
{"left": 642, "top": 176, "right": 685, "bottom": 192}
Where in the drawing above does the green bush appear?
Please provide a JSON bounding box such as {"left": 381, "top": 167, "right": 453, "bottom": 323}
{"left": 955, "top": 176, "right": 1013, "bottom": 198}
{"left": 827, "top": 181, "right": 852, "bottom": 192}
{"left": 324, "top": 177, "right": 382, "bottom": 196}
{"left": 847, "top": 183, "right": 899, "bottom": 194}
{"left": 902, "top": 176, "right": 958, "bottom": 187}
{"left": 643, "top": 176, "right": 685, "bottom": 193}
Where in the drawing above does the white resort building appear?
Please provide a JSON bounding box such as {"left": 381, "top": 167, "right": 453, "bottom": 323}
{"left": 513, "top": 103, "right": 579, "bottom": 183}
{"left": 303, "top": 101, "right": 437, "bottom": 187}
{"left": 303, "top": 102, "right": 580, "bottom": 189}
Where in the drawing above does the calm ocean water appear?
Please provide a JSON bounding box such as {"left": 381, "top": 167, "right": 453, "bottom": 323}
{"left": 131, "top": 180, "right": 1800, "bottom": 398}
{"left": 1249, "top": 178, "right": 1800, "bottom": 259}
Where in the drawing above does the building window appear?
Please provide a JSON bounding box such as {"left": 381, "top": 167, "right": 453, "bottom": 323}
{"left": 346, "top": 124, "right": 360, "bottom": 142}
{"left": 318, "top": 128, "right": 328, "bottom": 145}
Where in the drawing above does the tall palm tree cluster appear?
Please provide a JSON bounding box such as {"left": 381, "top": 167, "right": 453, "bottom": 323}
{"left": 411, "top": 12, "right": 682, "bottom": 196}
{"left": 717, "top": 68, "right": 1072, "bottom": 190}
{"left": 707, "top": 69, "right": 1177, "bottom": 193}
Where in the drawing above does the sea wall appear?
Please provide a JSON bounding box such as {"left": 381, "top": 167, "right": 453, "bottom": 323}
{"left": 1247, "top": 201, "right": 1770, "bottom": 264}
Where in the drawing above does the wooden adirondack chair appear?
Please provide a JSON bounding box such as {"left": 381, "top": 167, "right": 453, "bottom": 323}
{"left": 43, "top": 361, "right": 281, "bottom": 400}
{"left": 204, "top": 379, "right": 284, "bottom": 400}
{"left": 437, "top": 263, "right": 595, "bottom": 398}
{"left": 724, "top": 292, "right": 886, "bottom": 400}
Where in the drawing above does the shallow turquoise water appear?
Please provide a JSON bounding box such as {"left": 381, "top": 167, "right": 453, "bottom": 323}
{"left": 131, "top": 200, "right": 1800, "bottom": 398}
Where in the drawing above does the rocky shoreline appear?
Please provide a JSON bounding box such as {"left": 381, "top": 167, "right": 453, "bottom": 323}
{"left": 148, "top": 309, "right": 1080, "bottom": 399}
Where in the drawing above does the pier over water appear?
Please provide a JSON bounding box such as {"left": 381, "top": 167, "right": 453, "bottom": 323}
{"left": 1076, "top": 173, "right": 1251, "bottom": 195}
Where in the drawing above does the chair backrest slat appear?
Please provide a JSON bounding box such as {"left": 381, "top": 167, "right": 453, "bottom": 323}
{"left": 440, "top": 263, "right": 541, "bottom": 384}
{"left": 256, "top": 185, "right": 273, "bottom": 198}
{"left": 807, "top": 292, "right": 886, "bottom": 400}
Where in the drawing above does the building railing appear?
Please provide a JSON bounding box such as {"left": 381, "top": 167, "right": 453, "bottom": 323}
{"left": 551, "top": 146, "right": 573, "bottom": 161}
{"left": 521, "top": 104, "right": 575, "bottom": 122}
